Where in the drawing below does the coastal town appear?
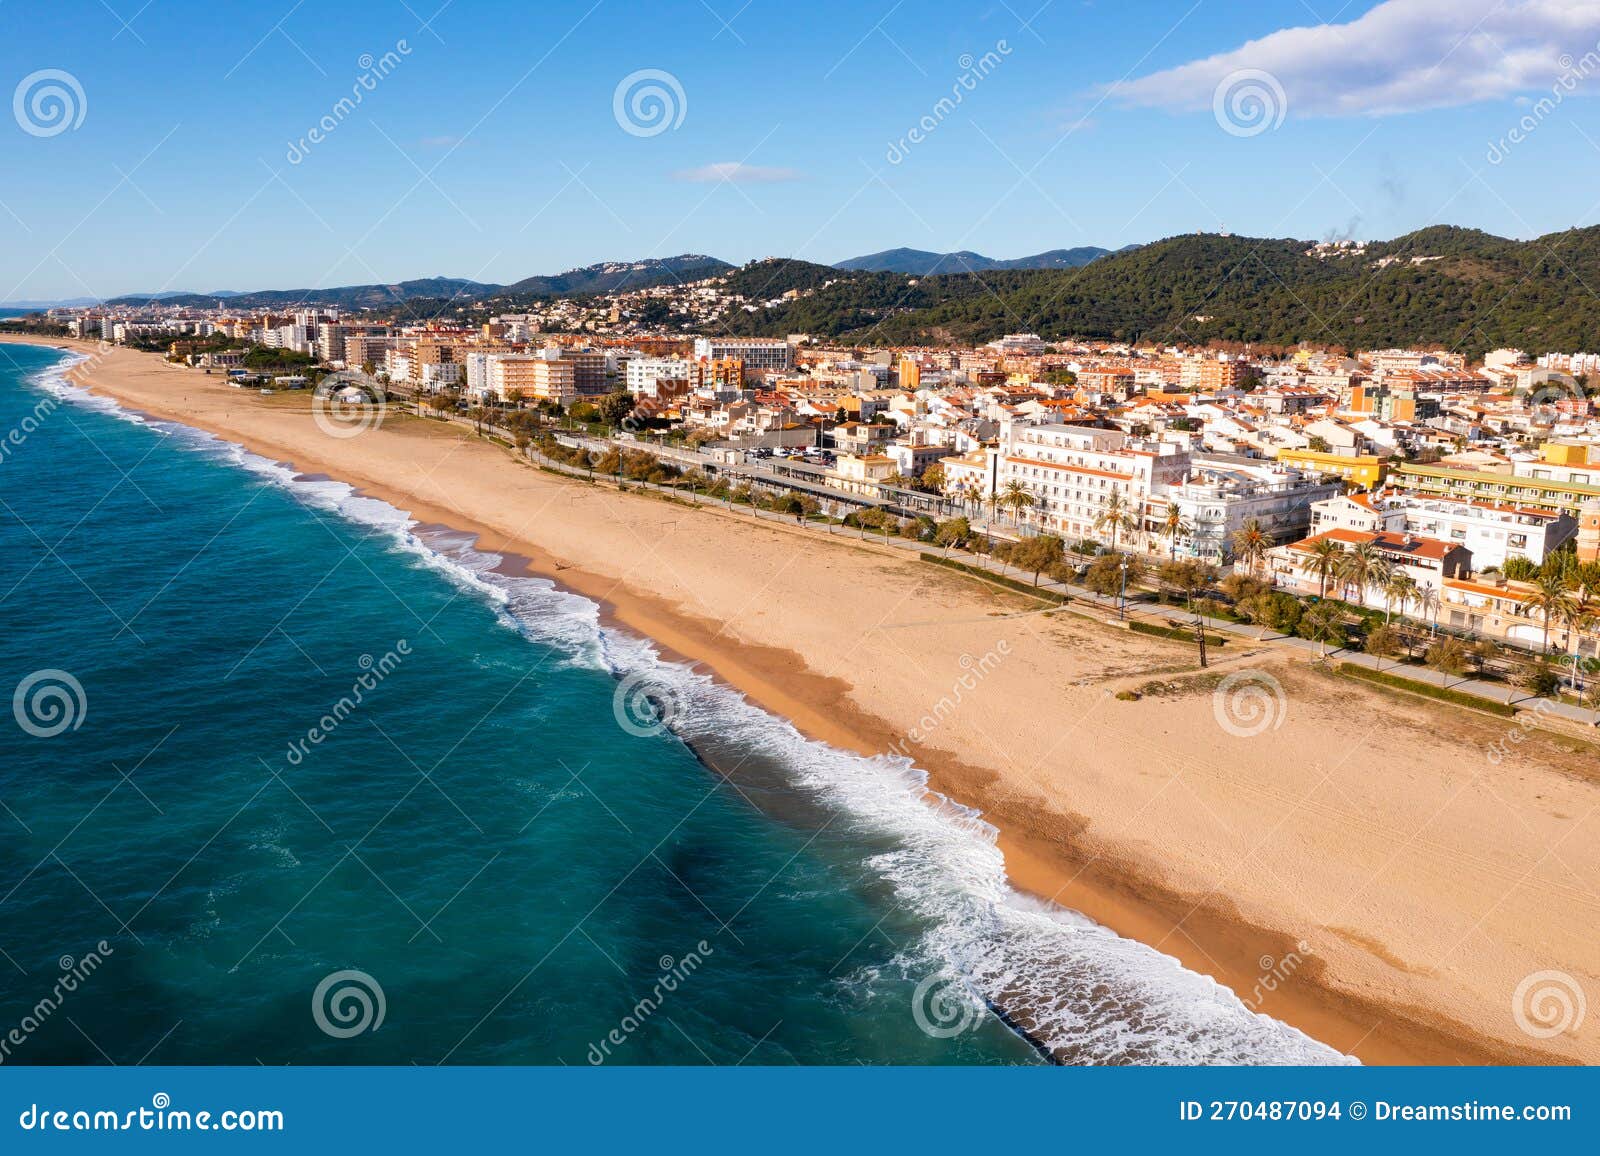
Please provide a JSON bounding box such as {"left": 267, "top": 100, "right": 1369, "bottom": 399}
{"left": 12, "top": 276, "right": 1600, "bottom": 694}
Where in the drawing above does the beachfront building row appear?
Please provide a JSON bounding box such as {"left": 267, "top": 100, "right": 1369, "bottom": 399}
{"left": 993, "top": 421, "right": 1343, "bottom": 559}
{"left": 1309, "top": 492, "right": 1578, "bottom": 569}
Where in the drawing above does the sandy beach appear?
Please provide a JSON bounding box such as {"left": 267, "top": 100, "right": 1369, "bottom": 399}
{"left": 9, "top": 335, "right": 1598, "bottom": 1065}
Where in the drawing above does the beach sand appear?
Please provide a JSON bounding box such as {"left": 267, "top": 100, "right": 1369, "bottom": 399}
{"left": 10, "top": 335, "right": 1598, "bottom": 1065}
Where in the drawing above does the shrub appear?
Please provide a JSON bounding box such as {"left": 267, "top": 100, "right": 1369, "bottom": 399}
{"left": 1425, "top": 637, "right": 1469, "bottom": 676}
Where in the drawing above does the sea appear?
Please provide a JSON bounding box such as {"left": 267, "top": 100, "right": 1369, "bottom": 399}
{"left": 0, "top": 340, "right": 1351, "bottom": 1065}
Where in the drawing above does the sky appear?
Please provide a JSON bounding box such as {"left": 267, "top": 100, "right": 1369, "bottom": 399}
{"left": 4, "top": 0, "right": 1600, "bottom": 301}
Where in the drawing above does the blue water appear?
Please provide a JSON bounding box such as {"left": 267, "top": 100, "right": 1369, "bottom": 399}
{"left": 0, "top": 342, "right": 1348, "bottom": 1065}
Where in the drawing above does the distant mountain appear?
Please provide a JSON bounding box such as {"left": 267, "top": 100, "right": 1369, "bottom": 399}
{"left": 96, "top": 256, "right": 737, "bottom": 312}
{"left": 2, "top": 296, "right": 106, "bottom": 309}
{"left": 834, "top": 246, "right": 1115, "bottom": 274}
{"left": 106, "top": 278, "right": 496, "bottom": 311}
{"left": 495, "top": 254, "right": 733, "bottom": 298}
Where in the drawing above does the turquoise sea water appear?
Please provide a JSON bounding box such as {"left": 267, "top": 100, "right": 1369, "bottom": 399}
{"left": 0, "top": 343, "right": 1348, "bottom": 1065}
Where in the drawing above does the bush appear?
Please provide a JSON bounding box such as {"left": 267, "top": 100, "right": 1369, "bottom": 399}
{"left": 1520, "top": 663, "right": 1561, "bottom": 697}
{"left": 1364, "top": 624, "right": 1404, "bottom": 658}
{"left": 1425, "top": 637, "right": 1469, "bottom": 676}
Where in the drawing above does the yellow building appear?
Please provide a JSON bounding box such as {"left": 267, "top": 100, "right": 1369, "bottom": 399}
{"left": 1397, "top": 462, "right": 1600, "bottom": 518}
{"left": 1275, "top": 448, "right": 1387, "bottom": 489}
{"left": 1541, "top": 441, "right": 1593, "bottom": 467}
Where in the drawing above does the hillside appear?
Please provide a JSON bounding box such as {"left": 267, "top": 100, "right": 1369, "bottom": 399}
{"left": 722, "top": 227, "right": 1600, "bottom": 356}
{"left": 104, "top": 255, "right": 735, "bottom": 312}
{"left": 494, "top": 254, "right": 731, "bottom": 298}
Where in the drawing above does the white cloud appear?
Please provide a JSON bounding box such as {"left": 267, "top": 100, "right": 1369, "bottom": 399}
{"left": 1116, "top": 0, "right": 1600, "bottom": 117}
{"left": 672, "top": 162, "right": 803, "bottom": 183}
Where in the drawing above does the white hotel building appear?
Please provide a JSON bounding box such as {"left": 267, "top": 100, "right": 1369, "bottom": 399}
{"left": 691, "top": 337, "right": 792, "bottom": 375}
{"left": 997, "top": 422, "right": 1189, "bottom": 541}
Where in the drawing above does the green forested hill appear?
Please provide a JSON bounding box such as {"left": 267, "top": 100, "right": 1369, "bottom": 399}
{"left": 715, "top": 226, "right": 1600, "bottom": 355}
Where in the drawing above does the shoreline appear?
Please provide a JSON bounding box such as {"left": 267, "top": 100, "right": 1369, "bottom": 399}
{"left": 6, "top": 335, "right": 1589, "bottom": 1066}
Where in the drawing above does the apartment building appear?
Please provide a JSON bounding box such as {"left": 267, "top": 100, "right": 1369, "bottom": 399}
{"left": 1396, "top": 461, "right": 1600, "bottom": 518}
{"left": 997, "top": 422, "right": 1189, "bottom": 540}
{"left": 486, "top": 353, "right": 577, "bottom": 405}
{"left": 1275, "top": 448, "right": 1387, "bottom": 489}
{"left": 692, "top": 337, "right": 792, "bottom": 376}
{"left": 1267, "top": 528, "right": 1472, "bottom": 606}
{"left": 1162, "top": 461, "right": 1342, "bottom": 561}
{"left": 625, "top": 357, "right": 702, "bottom": 398}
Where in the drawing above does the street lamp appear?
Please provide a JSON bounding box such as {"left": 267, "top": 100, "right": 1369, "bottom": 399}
{"left": 1119, "top": 556, "right": 1130, "bottom": 620}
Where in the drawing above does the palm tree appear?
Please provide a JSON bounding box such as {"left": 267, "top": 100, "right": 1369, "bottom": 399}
{"left": 1336, "top": 541, "right": 1380, "bottom": 606}
{"left": 1520, "top": 572, "right": 1581, "bottom": 654}
{"left": 1364, "top": 556, "right": 1395, "bottom": 616}
{"left": 1383, "top": 570, "right": 1417, "bottom": 625}
{"left": 1231, "top": 517, "right": 1270, "bottom": 577}
{"left": 1306, "top": 538, "right": 1342, "bottom": 600}
{"left": 999, "top": 480, "right": 1035, "bottom": 530}
{"left": 1094, "top": 492, "right": 1138, "bottom": 553}
{"left": 1415, "top": 580, "right": 1440, "bottom": 636}
{"left": 1158, "top": 501, "right": 1192, "bottom": 561}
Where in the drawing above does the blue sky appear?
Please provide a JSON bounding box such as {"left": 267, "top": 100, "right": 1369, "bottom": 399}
{"left": 3, "top": 0, "right": 1600, "bottom": 301}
